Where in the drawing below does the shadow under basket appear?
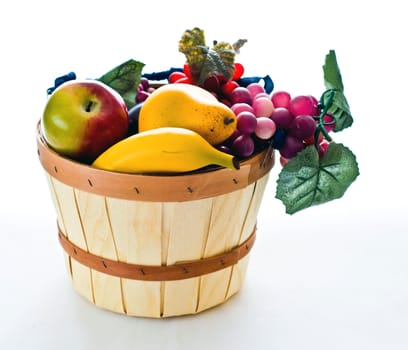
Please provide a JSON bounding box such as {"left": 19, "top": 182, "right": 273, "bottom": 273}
{"left": 36, "top": 123, "right": 275, "bottom": 318}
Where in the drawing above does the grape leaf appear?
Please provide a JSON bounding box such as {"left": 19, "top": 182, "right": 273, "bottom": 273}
{"left": 324, "top": 90, "right": 354, "bottom": 132}
{"left": 98, "top": 59, "right": 145, "bottom": 109}
{"left": 322, "top": 50, "right": 353, "bottom": 132}
{"left": 276, "top": 143, "right": 359, "bottom": 214}
{"left": 178, "top": 27, "right": 239, "bottom": 85}
{"left": 323, "top": 50, "right": 344, "bottom": 92}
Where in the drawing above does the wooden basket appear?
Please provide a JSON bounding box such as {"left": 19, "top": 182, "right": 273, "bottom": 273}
{"left": 36, "top": 123, "right": 275, "bottom": 317}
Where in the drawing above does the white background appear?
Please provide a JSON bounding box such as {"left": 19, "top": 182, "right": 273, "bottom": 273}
{"left": 1, "top": 0, "right": 407, "bottom": 349}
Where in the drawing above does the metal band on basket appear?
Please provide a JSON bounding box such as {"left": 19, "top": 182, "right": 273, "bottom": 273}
{"left": 58, "top": 226, "right": 257, "bottom": 281}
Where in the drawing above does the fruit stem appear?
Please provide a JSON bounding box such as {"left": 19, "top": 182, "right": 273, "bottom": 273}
{"left": 85, "top": 101, "right": 94, "bottom": 112}
{"left": 316, "top": 89, "right": 336, "bottom": 143}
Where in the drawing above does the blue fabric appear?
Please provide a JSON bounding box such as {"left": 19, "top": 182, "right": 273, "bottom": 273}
{"left": 142, "top": 68, "right": 274, "bottom": 94}
{"left": 47, "top": 72, "right": 76, "bottom": 94}
{"left": 47, "top": 68, "right": 274, "bottom": 95}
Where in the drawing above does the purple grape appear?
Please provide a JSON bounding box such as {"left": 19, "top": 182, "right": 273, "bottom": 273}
{"left": 136, "top": 90, "right": 150, "bottom": 103}
{"left": 230, "top": 87, "right": 253, "bottom": 105}
{"left": 254, "top": 117, "right": 276, "bottom": 140}
{"left": 218, "top": 144, "right": 232, "bottom": 154}
{"left": 237, "top": 111, "right": 257, "bottom": 135}
{"left": 246, "top": 83, "right": 265, "bottom": 99}
{"left": 140, "top": 77, "right": 150, "bottom": 91}
{"left": 232, "top": 134, "right": 255, "bottom": 157}
{"left": 271, "top": 91, "right": 291, "bottom": 108}
{"left": 203, "top": 75, "right": 220, "bottom": 93}
{"left": 279, "top": 135, "right": 305, "bottom": 159}
{"left": 289, "top": 95, "right": 318, "bottom": 117}
{"left": 127, "top": 102, "right": 144, "bottom": 135}
{"left": 270, "top": 107, "right": 294, "bottom": 129}
{"left": 223, "top": 128, "right": 241, "bottom": 146}
{"left": 231, "top": 103, "right": 254, "bottom": 116}
{"left": 252, "top": 96, "right": 274, "bottom": 117}
{"left": 288, "top": 115, "right": 316, "bottom": 140}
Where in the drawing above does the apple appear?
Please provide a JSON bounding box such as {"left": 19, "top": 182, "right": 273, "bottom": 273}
{"left": 41, "top": 79, "right": 128, "bottom": 163}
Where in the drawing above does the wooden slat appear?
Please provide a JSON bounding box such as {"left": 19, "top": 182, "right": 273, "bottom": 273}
{"left": 196, "top": 184, "right": 255, "bottom": 313}
{"left": 45, "top": 175, "right": 72, "bottom": 278}
{"left": 161, "top": 198, "right": 212, "bottom": 317}
{"left": 74, "top": 190, "right": 124, "bottom": 313}
{"left": 106, "top": 197, "right": 162, "bottom": 317}
{"left": 51, "top": 178, "right": 93, "bottom": 302}
{"left": 226, "top": 175, "right": 270, "bottom": 299}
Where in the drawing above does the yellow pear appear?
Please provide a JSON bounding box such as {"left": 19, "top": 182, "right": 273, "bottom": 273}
{"left": 138, "top": 83, "right": 237, "bottom": 145}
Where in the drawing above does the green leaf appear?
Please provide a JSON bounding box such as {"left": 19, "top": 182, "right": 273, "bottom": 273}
{"left": 178, "top": 27, "right": 242, "bottom": 85}
{"left": 321, "top": 50, "right": 353, "bottom": 132}
{"left": 323, "top": 90, "right": 354, "bottom": 132}
{"left": 323, "top": 50, "right": 344, "bottom": 92}
{"left": 98, "top": 59, "right": 145, "bottom": 109}
{"left": 276, "top": 143, "right": 359, "bottom": 214}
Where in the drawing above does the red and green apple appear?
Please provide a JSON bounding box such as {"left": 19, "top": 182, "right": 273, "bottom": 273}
{"left": 41, "top": 79, "right": 128, "bottom": 163}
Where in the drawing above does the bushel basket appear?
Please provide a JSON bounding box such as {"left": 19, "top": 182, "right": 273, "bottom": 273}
{"left": 36, "top": 123, "right": 275, "bottom": 318}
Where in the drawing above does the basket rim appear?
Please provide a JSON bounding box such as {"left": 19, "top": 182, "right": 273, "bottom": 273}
{"left": 37, "top": 121, "right": 275, "bottom": 202}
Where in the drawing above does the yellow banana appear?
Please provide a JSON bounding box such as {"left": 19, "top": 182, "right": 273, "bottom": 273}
{"left": 92, "top": 127, "right": 239, "bottom": 174}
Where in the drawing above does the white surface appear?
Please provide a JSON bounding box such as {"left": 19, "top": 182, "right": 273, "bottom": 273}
{"left": 1, "top": 1, "right": 407, "bottom": 349}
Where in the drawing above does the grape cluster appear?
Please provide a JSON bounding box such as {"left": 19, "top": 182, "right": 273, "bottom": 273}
{"left": 135, "top": 77, "right": 155, "bottom": 103}
{"left": 270, "top": 92, "right": 335, "bottom": 164}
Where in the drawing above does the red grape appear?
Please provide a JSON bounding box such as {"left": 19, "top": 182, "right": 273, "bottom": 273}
{"left": 288, "top": 115, "right": 316, "bottom": 140}
{"left": 309, "top": 95, "right": 320, "bottom": 116}
{"left": 254, "top": 92, "right": 270, "bottom": 99}
{"left": 232, "top": 134, "right": 255, "bottom": 157}
{"left": 230, "top": 86, "right": 252, "bottom": 105}
{"left": 279, "top": 135, "right": 305, "bottom": 159}
{"left": 270, "top": 107, "right": 294, "bottom": 129}
{"left": 231, "top": 103, "right": 254, "bottom": 116}
{"left": 280, "top": 156, "right": 289, "bottom": 167}
{"left": 323, "top": 113, "right": 336, "bottom": 132}
{"left": 318, "top": 140, "right": 330, "bottom": 158}
{"left": 254, "top": 117, "right": 276, "bottom": 140}
{"left": 136, "top": 90, "right": 150, "bottom": 103}
{"left": 271, "top": 91, "right": 291, "bottom": 108}
{"left": 304, "top": 131, "right": 323, "bottom": 146}
{"left": 247, "top": 83, "right": 265, "bottom": 99}
{"left": 203, "top": 75, "right": 220, "bottom": 93}
{"left": 237, "top": 111, "right": 257, "bottom": 135}
{"left": 252, "top": 96, "right": 274, "bottom": 117}
{"left": 289, "top": 95, "right": 318, "bottom": 117}
{"left": 218, "top": 144, "right": 232, "bottom": 154}
{"left": 224, "top": 128, "right": 242, "bottom": 146}
{"left": 140, "top": 77, "right": 150, "bottom": 91}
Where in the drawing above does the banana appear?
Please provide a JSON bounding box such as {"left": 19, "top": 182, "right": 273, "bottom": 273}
{"left": 92, "top": 127, "right": 240, "bottom": 174}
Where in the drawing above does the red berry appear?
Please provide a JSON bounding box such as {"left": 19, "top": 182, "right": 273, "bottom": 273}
{"left": 318, "top": 140, "right": 330, "bottom": 158}
{"left": 280, "top": 156, "right": 289, "bottom": 167}
{"left": 232, "top": 63, "right": 244, "bottom": 80}
{"left": 168, "top": 71, "right": 187, "bottom": 84}
{"left": 174, "top": 76, "right": 192, "bottom": 84}
{"left": 304, "top": 132, "right": 323, "bottom": 146}
{"left": 183, "top": 63, "right": 192, "bottom": 79}
{"left": 221, "top": 80, "right": 240, "bottom": 97}
{"left": 323, "top": 113, "right": 336, "bottom": 132}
